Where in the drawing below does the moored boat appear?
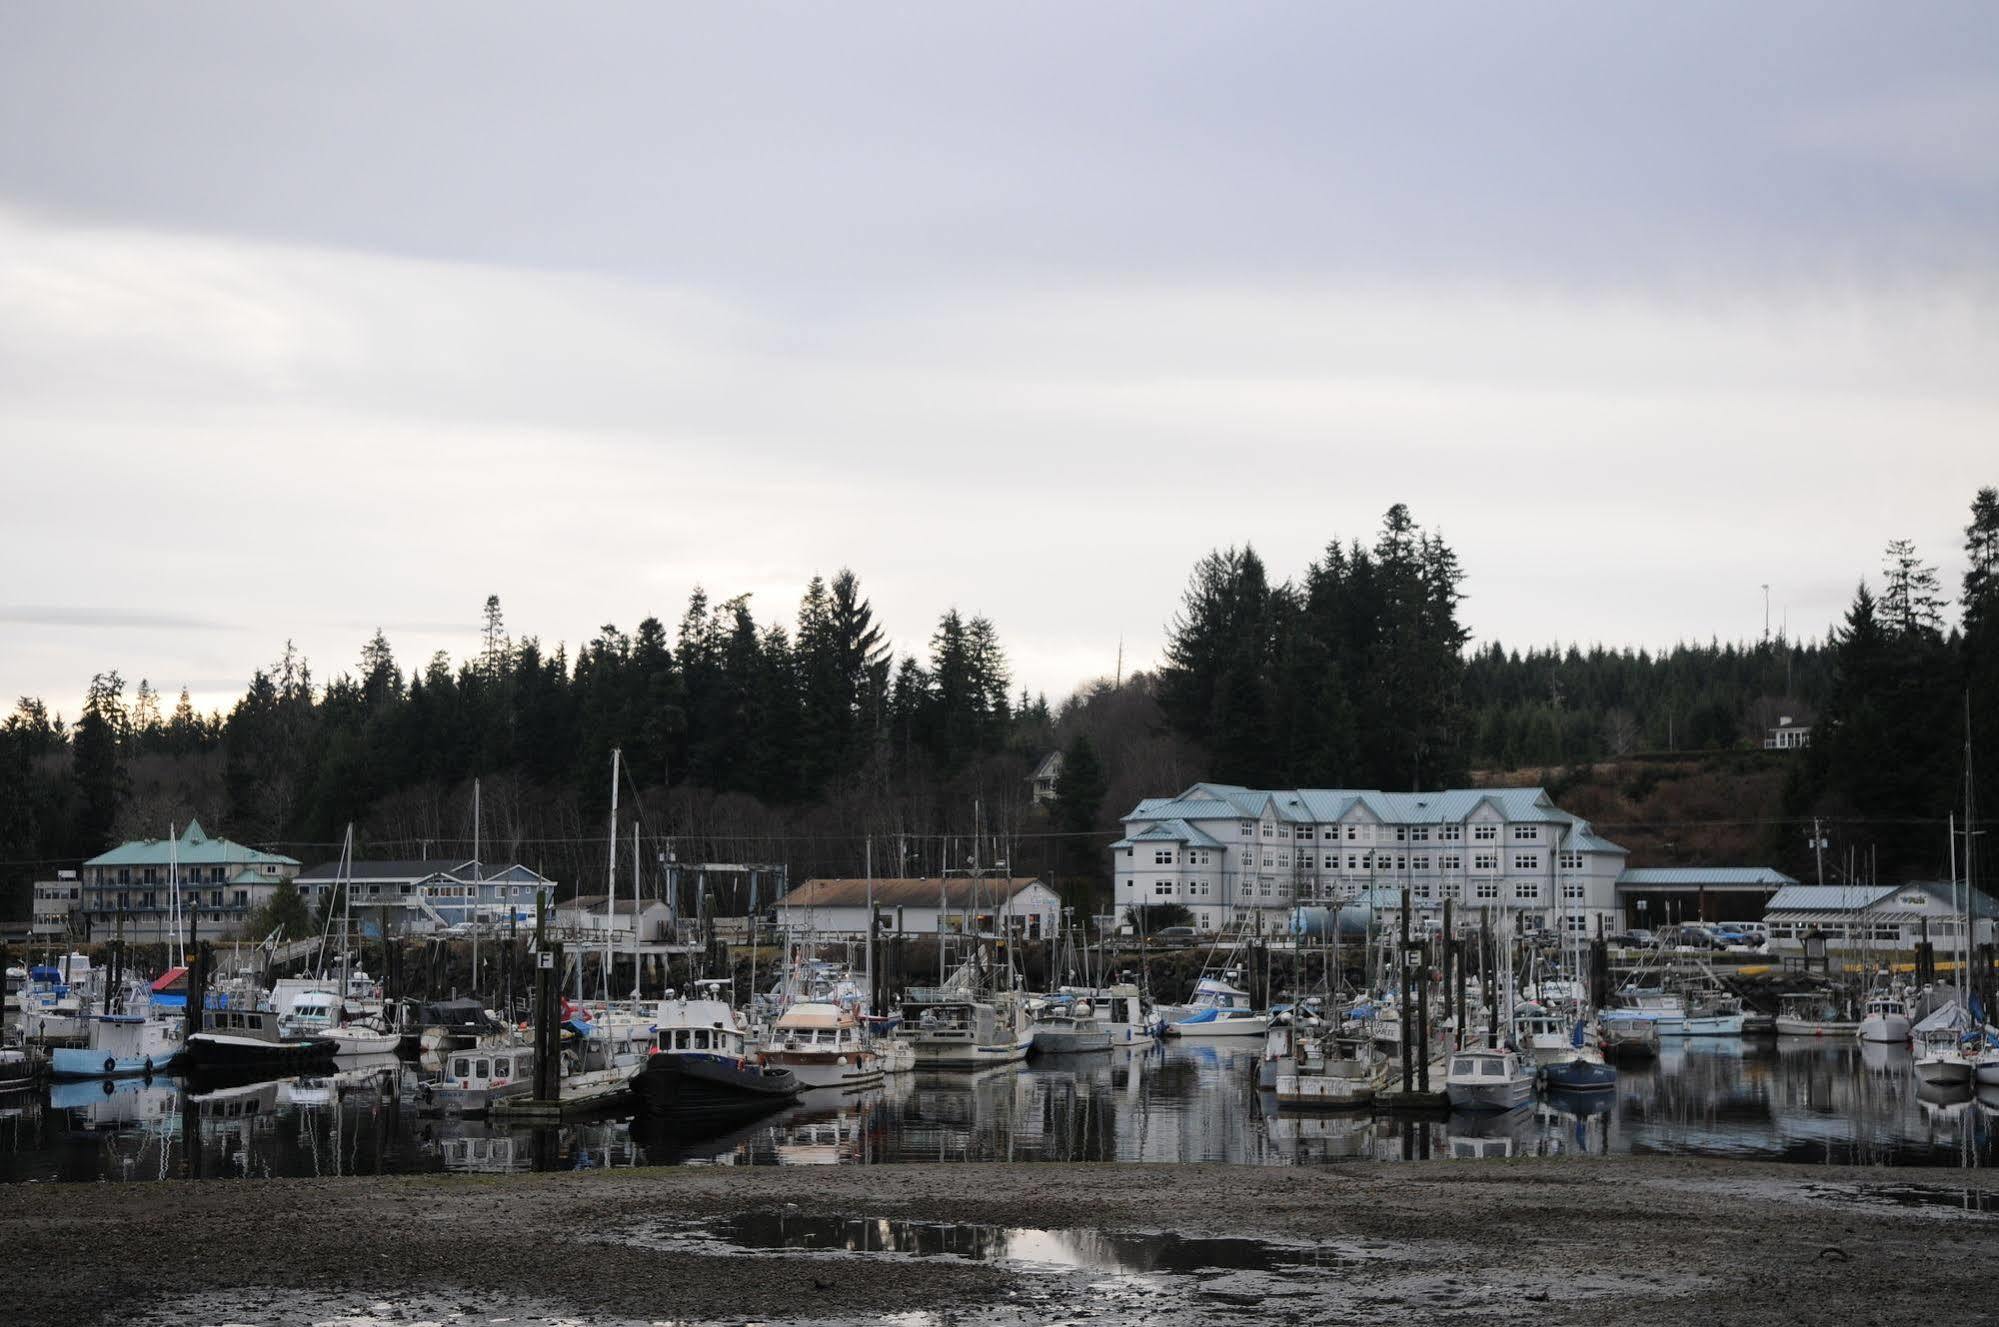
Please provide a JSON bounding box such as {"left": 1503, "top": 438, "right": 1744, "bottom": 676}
{"left": 1857, "top": 993, "right": 1913, "bottom": 1044}
{"left": 1774, "top": 992, "right": 1860, "bottom": 1037}
{"left": 1162, "top": 977, "right": 1269, "bottom": 1039}
{"left": 420, "top": 1042, "right": 536, "bottom": 1115}
{"left": 1598, "top": 1011, "right": 1659, "bottom": 1062}
{"left": 631, "top": 987, "right": 800, "bottom": 1123}
{"left": 1028, "top": 1002, "right": 1113, "bottom": 1056}
{"left": 49, "top": 1013, "right": 184, "bottom": 1079}
{"left": 1444, "top": 1044, "right": 1535, "bottom": 1111}
{"left": 184, "top": 1005, "right": 337, "bottom": 1072}
{"left": 1914, "top": 1027, "right": 1974, "bottom": 1087}
{"left": 761, "top": 1000, "right": 884, "bottom": 1089}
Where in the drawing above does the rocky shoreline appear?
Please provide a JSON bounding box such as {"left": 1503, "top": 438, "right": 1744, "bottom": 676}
{"left": 3, "top": 1158, "right": 1991, "bottom": 1325}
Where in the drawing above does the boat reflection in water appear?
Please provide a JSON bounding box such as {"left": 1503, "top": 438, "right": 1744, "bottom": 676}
{"left": 2, "top": 1036, "right": 1997, "bottom": 1183}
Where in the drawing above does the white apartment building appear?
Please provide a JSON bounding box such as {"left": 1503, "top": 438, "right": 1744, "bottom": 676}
{"left": 1111, "top": 783, "right": 1628, "bottom": 938}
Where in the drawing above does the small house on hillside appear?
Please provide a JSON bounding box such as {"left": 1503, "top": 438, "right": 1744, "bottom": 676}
{"left": 1029, "top": 752, "right": 1064, "bottom": 805}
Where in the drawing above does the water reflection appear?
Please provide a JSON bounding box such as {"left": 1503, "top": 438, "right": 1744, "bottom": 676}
{"left": 0, "top": 1039, "right": 1992, "bottom": 1184}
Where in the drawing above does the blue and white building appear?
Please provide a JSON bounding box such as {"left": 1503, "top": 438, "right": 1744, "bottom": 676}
{"left": 1111, "top": 782, "right": 1628, "bottom": 937}
{"left": 294, "top": 858, "right": 555, "bottom": 934}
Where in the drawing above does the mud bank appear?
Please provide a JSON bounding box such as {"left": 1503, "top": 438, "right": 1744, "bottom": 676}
{"left": 3, "top": 1159, "right": 1992, "bottom": 1325}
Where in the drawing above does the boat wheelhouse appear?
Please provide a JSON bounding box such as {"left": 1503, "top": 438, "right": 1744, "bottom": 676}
{"left": 1444, "top": 1046, "right": 1534, "bottom": 1111}
{"left": 632, "top": 984, "right": 800, "bottom": 1122}
{"left": 422, "top": 1043, "right": 535, "bottom": 1115}
{"left": 897, "top": 992, "right": 1033, "bottom": 1069}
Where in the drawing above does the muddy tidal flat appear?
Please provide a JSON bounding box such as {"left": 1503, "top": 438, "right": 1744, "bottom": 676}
{"left": 4, "top": 1159, "right": 1993, "bottom": 1326}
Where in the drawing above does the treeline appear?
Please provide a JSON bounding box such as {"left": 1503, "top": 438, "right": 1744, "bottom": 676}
{"left": 4, "top": 492, "right": 1993, "bottom": 920}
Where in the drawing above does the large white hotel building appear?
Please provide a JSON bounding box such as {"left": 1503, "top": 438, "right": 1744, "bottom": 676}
{"left": 1111, "top": 782, "right": 1628, "bottom": 937}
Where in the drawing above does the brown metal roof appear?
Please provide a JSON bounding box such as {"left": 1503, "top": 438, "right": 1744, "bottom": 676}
{"left": 776, "top": 877, "right": 1047, "bottom": 909}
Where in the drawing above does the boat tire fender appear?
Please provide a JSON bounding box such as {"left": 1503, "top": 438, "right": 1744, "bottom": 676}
{"left": 104, "top": 1056, "right": 117, "bottom": 1075}
{"left": 143, "top": 1057, "right": 154, "bottom": 1075}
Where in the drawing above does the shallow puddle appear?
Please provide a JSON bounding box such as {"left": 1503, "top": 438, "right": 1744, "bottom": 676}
{"left": 684, "top": 1212, "right": 1364, "bottom": 1275}
{"left": 1804, "top": 1182, "right": 1998, "bottom": 1217}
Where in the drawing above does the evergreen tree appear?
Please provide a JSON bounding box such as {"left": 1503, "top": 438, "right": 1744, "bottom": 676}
{"left": 1053, "top": 731, "right": 1109, "bottom": 844}
{"left": 72, "top": 671, "right": 129, "bottom": 850}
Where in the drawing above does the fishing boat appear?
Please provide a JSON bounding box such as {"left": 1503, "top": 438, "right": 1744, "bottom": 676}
{"left": 1027, "top": 1001, "right": 1113, "bottom": 1056}
{"left": 1444, "top": 1044, "right": 1535, "bottom": 1111}
{"left": 1774, "top": 992, "right": 1860, "bottom": 1037}
{"left": 1973, "top": 1036, "right": 1999, "bottom": 1088}
{"left": 1857, "top": 993, "right": 1913, "bottom": 1044}
{"left": 1161, "top": 976, "right": 1269, "bottom": 1039}
{"left": 419, "top": 1042, "right": 536, "bottom": 1115}
{"left": 1061, "top": 982, "right": 1159, "bottom": 1048}
{"left": 761, "top": 1000, "right": 885, "bottom": 1088}
{"left": 184, "top": 1004, "right": 338, "bottom": 1072}
{"left": 898, "top": 991, "right": 1034, "bottom": 1068}
{"left": 631, "top": 986, "right": 800, "bottom": 1123}
{"left": 1616, "top": 987, "right": 1686, "bottom": 1036}
{"left": 1274, "top": 1032, "right": 1377, "bottom": 1111}
{"left": 1598, "top": 1011, "right": 1660, "bottom": 1061}
{"left": 1512, "top": 1001, "right": 1572, "bottom": 1056}
{"left": 49, "top": 1013, "right": 184, "bottom": 1079}
{"left": 415, "top": 998, "right": 506, "bottom": 1055}
{"left": 1681, "top": 990, "right": 1747, "bottom": 1037}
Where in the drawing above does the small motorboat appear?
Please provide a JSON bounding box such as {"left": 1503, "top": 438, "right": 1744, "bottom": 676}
{"left": 1682, "top": 990, "right": 1746, "bottom": 1037}
{"left": 1445, "top": 1044, "right": 1535, "bottom": 1112}
{"left": 278, "top": 990, "right": 402, "bottom": 1056}
{"left": 1914, "top": 1028, "right": 1974, "bottom": 1087}
{"left": 1162, "top": 977, "right": 1270, "bottom": 1039}
{"left": 1538, "top": 1021, "right": 1617, "bottom": 1093}
{"left": 1028, "top": 1002, "right": 1113, "bottom": 1056}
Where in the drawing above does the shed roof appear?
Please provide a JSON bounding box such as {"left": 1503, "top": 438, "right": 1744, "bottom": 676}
{"left": 1110, "top": 819, "right": 1224, "bottom": 851}
{"left": 297, "top": 858, "right": 474, "bottom": 883}
{"left": 1618, "top": 867, "right": 1796, "bottom": 889}
{"left": 776, "top": 877, "right": 1049, "bottom": 909}
{"left": 1766, "top": 880, "right": 1999, "bottom": 919}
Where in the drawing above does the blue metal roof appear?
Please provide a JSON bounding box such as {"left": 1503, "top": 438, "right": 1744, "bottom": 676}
{"left": 1618, "top": 867, "right": 1794, "bottom": 888}
{"left": 1110, "top": 819, "right": 1224, "bottom": 851}
{"left": 1765, "top": 880, "right": 1999, "bottom": 918}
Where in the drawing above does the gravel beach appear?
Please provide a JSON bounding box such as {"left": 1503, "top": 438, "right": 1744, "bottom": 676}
{"left": 4, "top": 1159, "right": 1991, "bottom": 1326}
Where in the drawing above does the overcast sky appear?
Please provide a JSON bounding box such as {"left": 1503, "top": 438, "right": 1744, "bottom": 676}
{"left": 2, "top": 3, "right": 1996, "bottom": 718}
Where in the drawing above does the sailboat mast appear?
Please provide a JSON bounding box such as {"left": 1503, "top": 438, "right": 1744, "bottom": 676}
{"left": 631, "top": 819, "right": 641, "bottom": 1000}
{"left": 167, "top": 821, "right": 181, "bottom": 968}
{"left": 341, "top": 823, "right": 354, "bottom": 1009}
{"left": 472, "top": 777, "right": 481, "bottom": 997}
{"left": 605, "top": 747, "right": 621, "bottom": 1004}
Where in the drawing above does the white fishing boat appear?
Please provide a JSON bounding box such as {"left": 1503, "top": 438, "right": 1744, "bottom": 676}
{"left": 1856, "top": 993, "right": 1913, "bottom": 1044}
{"left": 1774, "top": 992, "right": 1859, "bottom": 1037}
{"left": 761, "top": 1000, "right": 885, "bottom": 1089}
{"left": 1444, "top": 1045, "right": 1535, "bottom": 1111}
{"left": 898, "top": 992, "right": 1033, "bottom": 1069}
{"left": 1062, "top": 982, "right": 1159, "bottom": 1048}
{"left": 1275, "top": 1032, "right": 1377, "bottom": 1111}
{"left": 1512, "top": 1001, "right": 1572, "bottom": 1057}
{"left": 1972, "top": 1037, "right": 1999, "bottom": 1088}
{"left": 1616, "top": 988, "right": 1686, "bottom": 1036}
{"left": 1681, "top": 990, "right": 1747, "bottom": 1037}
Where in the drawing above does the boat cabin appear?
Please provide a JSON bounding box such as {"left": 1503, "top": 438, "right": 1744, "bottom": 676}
{"left": 1447, "top": 1048, "right": 1524, "bottom": 1082}
{"left": 651, "top": 989, "right": 750, "bottom": 1062}
{"left": 447, "top": 1047, "right": 532, "bottom": 1091}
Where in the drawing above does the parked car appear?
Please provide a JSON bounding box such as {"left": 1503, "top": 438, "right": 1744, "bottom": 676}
{"left": 1611, "top": 928, "right": 1657, "bottom": 949}
{"left": 1153, "top": 926, "right": 1198, "bottom": 941}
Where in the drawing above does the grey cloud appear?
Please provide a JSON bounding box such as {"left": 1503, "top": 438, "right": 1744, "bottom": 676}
{"left": 0, "top": 606, "right": 236, "bottom": 631}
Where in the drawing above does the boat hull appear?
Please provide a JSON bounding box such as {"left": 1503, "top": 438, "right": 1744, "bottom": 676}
{"left": 183, "top": 1032, "right": 338, "bottom": 1073}
{"left": 1166, "top": 1014, "right": 1270, "bottom": 1039}
{"left": 1540, "top": 1055, "right": 1617, "bottom": 1092}
{"left": 49, "top": 1048, "right": 180, "bottom": 1080}
{"left": 1446, "top": 1078, "right": 1534, "bottom": 1111}
{"left": 1915, "top": 1057, "right": 1973, "bottom": 1087}
{"left": 1275, "top": 1073, "right": 1374, "bottom": 1111}
{"left": 1857, "top": 1014, "right": 1912, "bottom": 1043}
{"left": 907, "top": 1038, "right": 1030, "bottom": 1070}
{"left": 1031, "top": 1028, "right": 1113, "bottom": 1055}
{"left": 760, "top": 1049, "right": 884, "bottom": 1090}
{"left": 631, "top": 1053, "right": 800, "bottom": 1123}
{"left": 1774, "top": 1018, "right": 1861, "bottom": 1037}
{"left": 1681, "top": 1015, "right": 1745, "bottom": 1037}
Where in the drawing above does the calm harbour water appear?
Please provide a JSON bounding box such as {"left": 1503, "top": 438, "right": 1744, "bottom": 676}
{"left": 0, "top": 1038, "right": 1991, "bottom": 1184}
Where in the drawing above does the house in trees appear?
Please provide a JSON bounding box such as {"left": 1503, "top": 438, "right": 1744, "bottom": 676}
{"left": 1112, "top": 783, "right": 1627, "bottom": 937}
{"left": 550, "top": 894, "right": 675, "bottom": 942}
{"left": 1762, "top": 716, "right": 1812, "bottom": 751}
{"left": 772, "top": 877, "right": 1062, "bottom": 940}
{"left": 1028, "top": 752, "right": 1064, "bottom": 805}
{"left": 295, "top": 858, "right": 554, "bottom": 935}
{"left": 80, "top": 821, "right": 300, "bottom": 942}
